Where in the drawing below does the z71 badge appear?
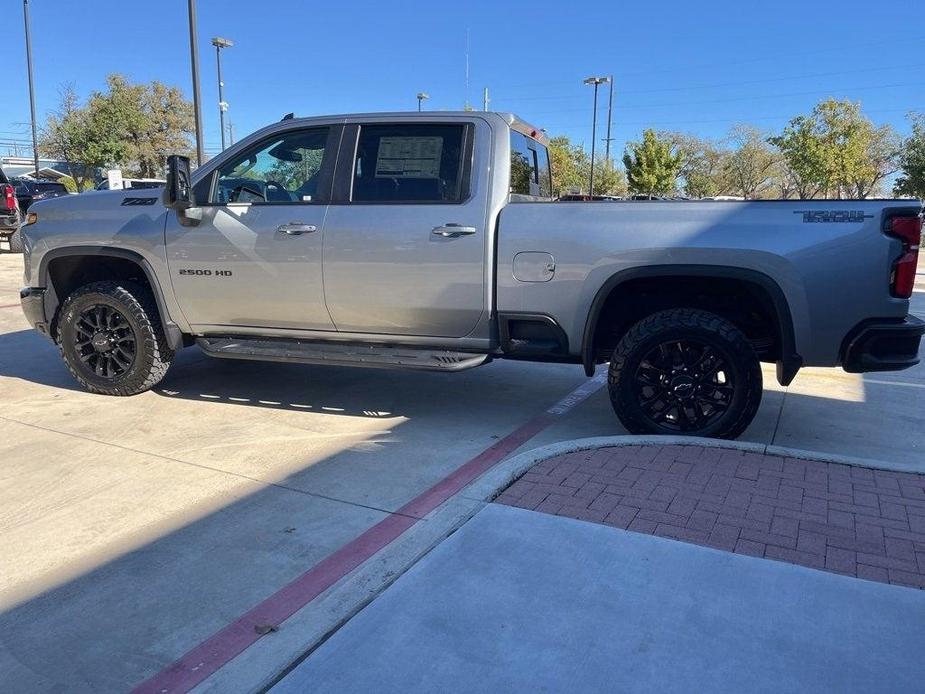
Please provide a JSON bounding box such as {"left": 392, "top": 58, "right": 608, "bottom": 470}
{"left": 794, "top": 210, "right": 874, "bottom": 223}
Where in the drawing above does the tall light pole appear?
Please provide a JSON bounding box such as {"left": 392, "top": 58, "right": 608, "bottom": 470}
{"left": 187, "top": 0, "right": 204, "bottom": 166}
{"left": 211, "top": 36, "right": 233, "bottom": 151}
{"left": 583, "top": 76, "right": 610, "bottom": 196}
{"left": 416, "top": 92, "right": 429, "bottom": 112}
{"left": 604, "top": 75, "right": 614, "bottom": 162}
{"left": 22, "top": 0, "right": 39, "bottom": 177}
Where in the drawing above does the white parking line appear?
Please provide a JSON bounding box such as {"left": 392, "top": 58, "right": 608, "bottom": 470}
{"left": 864, "top": 378, "right": 925, "bottom": 389}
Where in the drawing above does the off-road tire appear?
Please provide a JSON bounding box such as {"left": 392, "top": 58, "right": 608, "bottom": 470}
{"left": 608, "top": 308, "right": 762, "bottom": 440}
{"left": 8, "top": 228, "right": 23, "bottom": 253}
{"left": 58, "top": 281, "right": 174, "bottom": 395}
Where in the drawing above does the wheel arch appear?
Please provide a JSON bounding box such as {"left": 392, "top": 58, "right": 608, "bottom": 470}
{"left": 39, "top": 246, "right": 184, "bottom": 350}
{"left": 581, "top": 265, "right": 801, "bottom": 385}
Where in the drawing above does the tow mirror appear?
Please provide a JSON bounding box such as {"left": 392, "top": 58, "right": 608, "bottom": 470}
{"left": 164, "top": 155, "right": 194, "bottom": 210}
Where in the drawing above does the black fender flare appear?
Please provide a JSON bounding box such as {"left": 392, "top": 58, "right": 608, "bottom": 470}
{"left": 38, "top": 246, "right": 185, "bottom": 350}
{"left": 580, "top": 264, "right": 801, "bottom": 385}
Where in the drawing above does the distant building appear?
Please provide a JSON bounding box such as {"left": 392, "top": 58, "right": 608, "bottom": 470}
{"left": 0, "top": 156, "right": 100, "bottom": 183}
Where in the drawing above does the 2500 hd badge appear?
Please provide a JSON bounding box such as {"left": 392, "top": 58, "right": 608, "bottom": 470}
{"left": 177, "top": 269, "right": 233, "bottom": 277}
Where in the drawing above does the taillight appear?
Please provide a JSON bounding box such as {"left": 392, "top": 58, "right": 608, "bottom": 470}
{"left": 1, "top": 184, "right": 15, "bottom": 212}
{"left": 886, "top": 215, "right": 922, "bottom": 299}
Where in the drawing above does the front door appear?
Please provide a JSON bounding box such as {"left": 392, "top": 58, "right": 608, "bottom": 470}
{"left": 166, "top": 125, "right": 337, "bottom": 332}
{"left": 322, "top": 121, "right": 487, "bottom": 337}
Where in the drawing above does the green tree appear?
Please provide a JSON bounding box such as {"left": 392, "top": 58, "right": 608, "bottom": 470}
{"left": 39, "top": 75, "right": 194, "bottom": 185}
{"left": 722, "top": 125, "right": 779, "bottom": 199}
{"left": 585, "top": 156, "right": 628, "bottom": 197}
{"left": 664, "top": 132, "right": 729, "bottom": 198}
{"left": 548, "top": 135, "right": 587, "bottom": 195}
{"left": 38, "top": 84, "right": 118, "bottom": 191}
{"left": 770, "top": 99, "right": 899, "bottom": 199}
{"left": 894, "top": 113, "right": 925, "bottom": 198}
{"left": 622, "top": 129, "right": 683, "bottom": 196}
{"left": 768, "top": 116, "right": 826, "bottom": 199}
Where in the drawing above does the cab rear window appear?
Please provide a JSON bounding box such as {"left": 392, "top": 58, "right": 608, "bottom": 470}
{"left": 510, "top": 131, "right": 551, "bottom": 198}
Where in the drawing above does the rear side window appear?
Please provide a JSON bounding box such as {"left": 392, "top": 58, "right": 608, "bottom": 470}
{"left": 351, "top": 124, "right": 467, "bottom": 203}
{"left": 509, "top": 130, "right": 551, "bottom": 198}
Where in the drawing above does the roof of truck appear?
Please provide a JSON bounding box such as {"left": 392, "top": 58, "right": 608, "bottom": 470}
{"left": 277, "top": 111, "right": 549, "bottom": 145}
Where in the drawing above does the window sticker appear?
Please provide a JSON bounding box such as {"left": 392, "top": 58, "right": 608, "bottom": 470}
{"left": 375, "top": 136, "right": 443, "bottom": 178}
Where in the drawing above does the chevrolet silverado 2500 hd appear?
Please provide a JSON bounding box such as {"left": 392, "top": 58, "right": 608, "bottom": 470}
{"left": 17, "top": 111, "right": 925, "bottom": 439}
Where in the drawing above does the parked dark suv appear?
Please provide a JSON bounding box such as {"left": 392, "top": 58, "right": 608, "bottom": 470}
{"left": 0, "top": 168, "right": 22, "bottom": 252}
{"left": 12, "top": 177, "right": 69, "bottom": 213}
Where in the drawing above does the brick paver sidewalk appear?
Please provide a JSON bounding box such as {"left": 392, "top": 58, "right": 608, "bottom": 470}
{"left": 495, "top": 445, "right": 925, "bottom": 589}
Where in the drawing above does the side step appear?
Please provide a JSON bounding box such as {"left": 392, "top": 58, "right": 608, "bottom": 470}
{"left": 196, "top": 336, "right": 490, "bottom": 372}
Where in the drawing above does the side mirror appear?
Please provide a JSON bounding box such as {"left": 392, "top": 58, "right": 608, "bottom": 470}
{"left": 164, "top": 155, "right": 194, "bottom": 210}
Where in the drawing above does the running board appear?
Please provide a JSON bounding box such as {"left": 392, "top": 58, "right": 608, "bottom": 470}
{"left": 196, "top": 336, "right": 490, "bottom": 372}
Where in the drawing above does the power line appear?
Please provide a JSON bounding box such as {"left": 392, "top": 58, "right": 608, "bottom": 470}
{"left": 547, "top": 106, "right": 921, "bottom": 132}
{"left": 493, "top": 63, "right": 925, "bottom": 103}
{"left": 520, "top": 81, "right": 925, "bottom": 116}
{"left": 487, "top": 35, "right": 925, "bottom": 92}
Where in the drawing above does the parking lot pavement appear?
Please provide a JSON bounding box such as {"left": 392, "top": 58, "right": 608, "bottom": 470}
{"left": 0, "top": 253, "right": 923, "bottom": 691}
{"left": 273, "top": 503, "right": 925, "bottom": 693}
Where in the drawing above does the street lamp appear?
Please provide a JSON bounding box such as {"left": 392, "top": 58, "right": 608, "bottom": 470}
{"left": 187, "top": 0, "right": 205, "bottom": 166}
{"left": 211, "top": 36, "right": 233, "bottom": 151}
{"left": 583, "top": 76, "right": 610, "bottom": 196}
{"left": 416, "top": 92, "right": 429, "bottom": 112}
{"left": 22, "top": 0, "right": 39, "bottom": 178}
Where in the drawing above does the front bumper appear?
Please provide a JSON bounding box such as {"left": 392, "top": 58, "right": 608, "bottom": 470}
{"left": 842, "top": 316, "right": 924, "bottom": 373}
{"left": 20, "top": 287, "right": 51, "bottom": 338}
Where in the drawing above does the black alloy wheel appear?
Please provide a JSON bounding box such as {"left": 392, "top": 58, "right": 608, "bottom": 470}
{"left": 608, "top": 308, "right": 763, "bottom": 440}
{"left": 633, "top": 339, "right": 733, "bottom": 432}
{"left": 72, "top": 303, "right": 137, "bottom": 379}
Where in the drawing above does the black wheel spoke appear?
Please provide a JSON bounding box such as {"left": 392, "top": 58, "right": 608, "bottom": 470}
{"left": 633, "top": 337, "right": 736, "bottom": 434}
{"left": 71, "top": 303, "right": 136, "bottom": 381}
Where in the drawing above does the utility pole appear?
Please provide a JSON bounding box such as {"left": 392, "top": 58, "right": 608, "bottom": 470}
{"left": 187, "top": 0, "right": 204, "bottom": 166}
{"left": 483, "top": 87, "right": 489, "bottom": 112}
{"left": 583, "top": 76, "right": 609, "bottom": 196}
{"left": 22, "top": 0, "right": 39, "bottom": 177}
{"left": 416, "top": 92, "right": 429, "bottom": 111}
{"left": 211, "top": 37, "right": 233, "bottom": 151}
{"left": 604, "top": 74, "right": 614, "bottom": 162}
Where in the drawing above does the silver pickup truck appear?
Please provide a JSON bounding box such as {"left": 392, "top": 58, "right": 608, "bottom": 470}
{"left": 17, "top": 111, "right": 924, "bottom": 439}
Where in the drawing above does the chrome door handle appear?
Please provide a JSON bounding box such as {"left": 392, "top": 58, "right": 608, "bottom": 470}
{"left": 277, "top": 223, "right": 317, "bottom": 235}
{"left": 432, "top": 224, "right": 477, "bottom": 238}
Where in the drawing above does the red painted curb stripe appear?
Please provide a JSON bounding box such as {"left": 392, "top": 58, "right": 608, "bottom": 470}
{"left": 0, "top": 303, "right": 20, "bottom": 309}
{"left": 133, "top": 374, "right": 606, "bottom": 693}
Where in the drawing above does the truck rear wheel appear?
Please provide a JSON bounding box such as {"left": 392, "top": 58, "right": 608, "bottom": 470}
{"left": 608, "top": 308, "right": 762, "bottom": 440}
{"left": 58, "top": 281, "right": 174, "bottom": 396}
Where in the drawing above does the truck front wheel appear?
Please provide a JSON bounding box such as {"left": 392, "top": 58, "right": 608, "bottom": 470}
{"left": 58, "top": 281, "right": 175, "bottom": 396}
{"left": 608, "top": 309, "right": 762, "bottom": 440}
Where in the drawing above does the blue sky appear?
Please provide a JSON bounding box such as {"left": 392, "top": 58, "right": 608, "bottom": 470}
{"left": 1, "top": 0, "right": 922, "bottom": 158}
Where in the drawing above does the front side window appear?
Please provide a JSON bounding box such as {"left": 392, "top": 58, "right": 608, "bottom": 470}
{"left": 212, "top": 127, "right": 329, "bottom": 204}
{"left": 351, "top": 124, "right": 466, "bottom": 203}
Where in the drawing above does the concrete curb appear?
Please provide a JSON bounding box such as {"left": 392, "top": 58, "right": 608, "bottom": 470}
{"left": 198, "top": 435, "right": 920, "bottom": 693}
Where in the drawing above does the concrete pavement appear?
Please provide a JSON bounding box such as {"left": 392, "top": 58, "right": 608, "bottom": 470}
{"left": 274, "top": 503, "right": 925, "bottom": 693}
{"left": 0, "top": 252, "right": 922, "bottom": 692}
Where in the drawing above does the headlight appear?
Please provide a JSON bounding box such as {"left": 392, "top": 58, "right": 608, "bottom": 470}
{"left": 24, "top": 212, "right": 37, "bottom": 226}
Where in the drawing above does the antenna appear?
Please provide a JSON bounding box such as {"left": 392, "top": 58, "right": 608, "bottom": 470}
{"left": 465, "top": 28, "right": 471, "bottom": 110}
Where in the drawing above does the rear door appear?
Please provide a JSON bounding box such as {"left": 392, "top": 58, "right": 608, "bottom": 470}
{"left": 322, "top": 119, "right": 487, "bottom": 337}
{"left": 165, "top": 124, "right": 339, "bottom": 331}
